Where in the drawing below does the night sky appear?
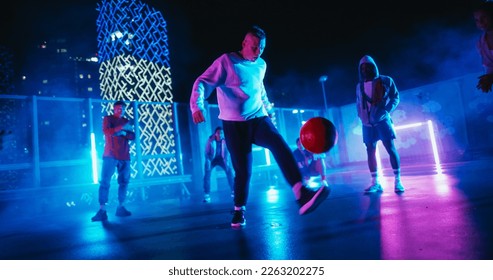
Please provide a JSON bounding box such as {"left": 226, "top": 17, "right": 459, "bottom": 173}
{"left": 1, "top": 0, "right": 485, "bottom": 107}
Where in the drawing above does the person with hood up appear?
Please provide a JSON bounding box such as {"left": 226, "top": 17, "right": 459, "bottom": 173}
{"left": 356, "top": 55, "right": 405, "bottom": 194}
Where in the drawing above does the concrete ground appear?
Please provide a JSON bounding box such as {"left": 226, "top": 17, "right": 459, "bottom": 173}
{"left": 1, "top": 160, "right": 492, "bottom": 261}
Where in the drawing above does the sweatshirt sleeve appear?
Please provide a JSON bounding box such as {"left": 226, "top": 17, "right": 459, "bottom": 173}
{"left": 190, "top": 55, "right": 227, "bottom": 114}
{"left": 260, "top": 82, "right": 274, "bottom": 114}
{"left": 124, "top": 128, "right": 135, "bottom": 141}
{"left": 385, "top": 77, "right": 400, "bottom": 113}
{"left": 102, "top": 116, "right": 119, "bottom": 137}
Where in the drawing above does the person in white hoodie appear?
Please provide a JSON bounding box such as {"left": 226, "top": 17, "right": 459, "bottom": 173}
{"left": 356, "top": 55, "right": 405, "bottom": 194}
{"left": 190, "top": 25, "right": 330, "bottom": 228}
{"left": 202, "top": 126, "right": 235, "bottom": 203}
{"left": 474, "top": 1, "right": 493, "bottom": 93}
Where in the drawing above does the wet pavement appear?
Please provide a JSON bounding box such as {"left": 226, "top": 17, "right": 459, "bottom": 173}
{"left": 1, "top": 160, "right": 493, "bottom": 260}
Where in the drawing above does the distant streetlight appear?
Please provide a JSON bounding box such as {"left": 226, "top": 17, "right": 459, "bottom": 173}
{"left": 319, "top": 75, "right": 328, "bottom": 115}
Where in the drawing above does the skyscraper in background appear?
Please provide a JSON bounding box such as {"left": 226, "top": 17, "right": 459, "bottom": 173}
{"left": 96, "top": 0, "right": 179, "bottom": 177}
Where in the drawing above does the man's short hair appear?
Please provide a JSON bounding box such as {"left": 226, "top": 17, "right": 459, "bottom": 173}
{"left": 114, "top": 100, "right": 127, "bottom": 107}
{"left": 214, "top": 126, "right": 223, "bottom": 132}
{"left": 247, "top": 25, "right": 266, "bottom": 40}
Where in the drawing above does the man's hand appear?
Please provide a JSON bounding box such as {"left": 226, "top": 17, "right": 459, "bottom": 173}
{"left": 266, "top": 102, "right": 277, "bottom": 126}
{"left": 114, "top": 130, "right": 127, "bottom": 136}
{"left": 122, "top": 122, "right": 134, "bottom": 131}
{"left": 192, "top": 110, "right": 205, "bottom": 124}
{"left": 268, "top": 111, "right": 277, "bottom": 126}
{"left": 477, "top": 74, "right": 493, "bottom": 93}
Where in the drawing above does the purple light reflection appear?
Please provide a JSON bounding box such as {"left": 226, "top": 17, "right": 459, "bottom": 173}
{"left": 376, "top": 120, "right": 442, "bottom": 175}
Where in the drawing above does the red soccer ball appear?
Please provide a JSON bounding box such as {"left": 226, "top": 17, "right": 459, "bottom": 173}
{"left": 299, "top": 117, "right": 338, "bottom": 154}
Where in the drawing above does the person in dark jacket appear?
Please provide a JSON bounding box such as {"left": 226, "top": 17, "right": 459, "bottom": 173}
{"left": 92, "top": 100, "right": 135, "bottom": 222}
{"left": 202, "top": 126, "right": 235, "bottom": 203}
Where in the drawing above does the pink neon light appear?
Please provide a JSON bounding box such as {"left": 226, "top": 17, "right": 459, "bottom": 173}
{"left": 376, "top": 120, "right": 441, "bottom": 174}
{"left": 427, "top": 120, "right": 442, "bottom": 174}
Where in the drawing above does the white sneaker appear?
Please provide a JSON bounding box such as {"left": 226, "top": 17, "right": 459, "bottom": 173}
{"left": 203, "top": 194, "right": 211, "bottom": 203}
{"left": 364, "top": 183, "right": 383, "bottom": 193}
{"left": 394, "top": 181, "right": 405, "bottom": 193}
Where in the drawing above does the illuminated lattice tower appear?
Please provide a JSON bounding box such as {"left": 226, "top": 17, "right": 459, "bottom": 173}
{"left": 96, "top": 0, "right": 178, "bottom": 177}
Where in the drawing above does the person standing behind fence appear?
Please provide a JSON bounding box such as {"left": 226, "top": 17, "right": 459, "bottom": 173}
{"left": 356, "top": 55, "right": 405, "bottom": 194}
{"left": 474, "top": 0, "right": 493, "bottom": 93}
{"left": 92, "top": 100, "right": 135, "bottom": 222}
{"left": 202, "top": 126, "right": 235, "bottom": 203}
{"left": 190, "top": 25, "right": 330, "bottom": 228}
